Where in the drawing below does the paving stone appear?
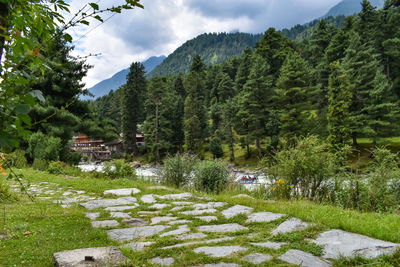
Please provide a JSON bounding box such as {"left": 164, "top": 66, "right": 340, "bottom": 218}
{"left": 170, "top": 206, "right": 184, "bottom": 211}
{"left": 76, "top": 190, "right": 85, "bottom": 194}
{"left": 162, "top": 237, "right": 235, "bottom": 249}
{"left": 168, "top": 219, "right": 191, "bottom": 225}
{"left": 149, "top": 203, "right": 170, "bottom": 209}
{"left": 110, "top": 212, "right": 132, "bottom": 219}
{"left": 172, "top": 201, "right": 194, "bottom": 205}
{"left": 138, "top": 210, "right": 160, "bottom": 215}
{"left": 195, "top": 216, "right": 218, "bottom": 222}
{"left": 197, "top": 223, "right": 247, "bottom": 233}
{"left": 80, "top": 197, "right": 137, "bottom": 210}
{"left": 176, "top": 233, "right": 207, "bottom": 240}
{"left": 53, "top": 246, "right": 130, "bottom": 266}
{"left": 242, "top": 253, "right": 272, "bottom": 264}
{"left": 195, "top": 263, "right": 238, "bottom": 267}
{"left": 123, "top": 218, "right": 148, "bottom": 226}
{"left": 103, "top": 188, "right": 141, "bottom": 196}
{"left": 196, "top": 196, "right": 215, "bottom": 201}
{"left": 251, "top": 241, "right": 287, "bottom": 249}
{"left": 193, "top": 202, "right": 227, "bottom": 210}
{"left": 104, "top": 204, "right": 139, "bottom": 211}
{"left": 272, "top": 218, "right": 309, "bottom": 235}
{"left": 123, "top": 241, "right": 154, "bottom": 251}
{"left": 159, "top": 192, "right": 194, "bottom": 200}
{"left": 278, "top": 249, "right": 331, "bottom": 267}
{"left": 245, "top": 212, "right": 286, "bottom": 223}
{"left": 85, "top": 212, "right": 100, "bottom": 220}
{"left": 63, "top": 191, "right": 72, "bottom": 196}
{"left": 107, "top": 225, "right": 169, "bottom": 241}
{"left": 91, "top": 220, "right": 119, "bottom": 228}
{"left": 314, "top": 229, "right": 399, "bottom": 259}
{"left": 151, "top": 216, "right": 177, "bottom": 225}
{"left": 140, "top": 194, "right": 157, "bottom": 203}
{"left": 160, "top": 225, "right": 190, "bottom": 237}
{"left": 221, "top": 205, "right": 253, "bottom": 219}
{"left": 194, "top": 246, "right": 247, "bottom": 257}
{"left": 150, "top": 257, "right": 174, "bottom": 266}
{"left": 180, "top": 209, "right": 217, "bottom": 216}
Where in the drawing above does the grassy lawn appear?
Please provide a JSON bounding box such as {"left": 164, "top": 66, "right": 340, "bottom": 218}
{"left": 1, "top": 168, "right": 400, "bottom": 266}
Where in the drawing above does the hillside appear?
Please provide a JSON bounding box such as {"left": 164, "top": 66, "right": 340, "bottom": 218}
{"left": 147, "top": 32, "right": 262, "bottom": 79}
{"left": 84, "top": 55, "right": 166, "bottom": 99}
{"left": 323, "top": 0, "right": 384, "bottom": 17}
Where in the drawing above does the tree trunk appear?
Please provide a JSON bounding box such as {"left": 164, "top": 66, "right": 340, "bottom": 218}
{"left": 352, "top": 133, "right": 358, "bottom": 146}
{"left": 0, "top": 2, "right": 9, "bottom": 64}
{"left": 229, "top": 126, "right": 235, "bottom": 162}
{"left": 256, "top": 138, "right": 262, "bottom": 158}
{"left": 246, "top": 144, "right": 250, "bottom": 158}
{"left": 155, "top": 104, "right": 160, "bottom": 163}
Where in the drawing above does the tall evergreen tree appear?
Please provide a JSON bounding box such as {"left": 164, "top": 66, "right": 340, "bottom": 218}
{"left": 172, "top": 76, "right": 186, "bottom": 152}
{"left": 121, "top": 62, "right": 146, "bottom": 154}
{"left": 234, "top": 47, "right": 252, "bottom": 93}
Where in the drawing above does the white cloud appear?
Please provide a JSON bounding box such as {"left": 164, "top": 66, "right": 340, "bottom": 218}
{"left": 66, "top": 0, "right": 342, "bottom": 88}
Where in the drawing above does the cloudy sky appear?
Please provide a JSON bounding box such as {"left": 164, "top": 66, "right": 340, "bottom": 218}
{"left": 67, "top": 0, "right": 341, "bottom": 88}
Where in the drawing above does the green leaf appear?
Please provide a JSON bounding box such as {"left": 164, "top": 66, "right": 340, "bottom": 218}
{"left": 23, "top": 94, "right": 36, "bottom": 106}
{"left": 17, "top": 114, "right": 32, "bottom": 126}
{"left": 63, "top": 33, "right": 73, "bottom": 43}
{"left": 89, "top": 2, "right": 99, "bottom": 10}
{"left": 0, "top": 132, "right": 16, "bottom": 148}
{"left": 30, "top": 90, "right": 45, "bottom": 102}
{"left": 15, "top": 104, "right": 31, "bottom": 114}
{"left": 94, "top": 15, "right": 103, "bottom": 22}
{"left": 79, "top": 20, "right": 90, "bottom": 26}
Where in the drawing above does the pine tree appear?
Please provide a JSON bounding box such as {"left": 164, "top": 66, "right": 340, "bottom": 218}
{"left": 172, "top": 76, "right": 186, "bottom": 152}
{"left": 234, "top": 47, "right": 252, "bottom": 92}
{"left": 121, "top": 62, "right": 146, "bottom": 155}
{"left": 327, "top": 61, "right": 352, "bottom": 149}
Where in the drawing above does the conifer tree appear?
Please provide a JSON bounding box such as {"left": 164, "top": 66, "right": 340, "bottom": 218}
{"left": 172, "top": 76, "right": 186, "bottom": 152}
{"left": 234, "top": 47, "right": 252, "bottom": 92}
{"left": 121, "top": 62, "right": 146, "bottom": 155}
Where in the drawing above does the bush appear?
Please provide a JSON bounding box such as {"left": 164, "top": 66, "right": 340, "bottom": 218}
{"left": 265, "top": 136, "right": 339, "bottom": 200}
{"left": 32, "top": 158, "right": 48, "bottom": 171}
{"left": 5, "top": 150, "right": 28, "bottom": 168}
{"left": 193, "top": 160, "right": 231, "bottom": 193}
{"left": 209, "top": 137, "right": 223, "bottom": 159}
{"left": 27, "top": 132, "right": 62, "bottom": 161}
{"left": 0, "top": 179, "right": 16, "bottom": 202}
{"left": 60, "top": 150, "right": 81, "bottom": 165}
{"left": 47, "top": 161, "right": 66, "bottom": 175}
{"left": 103, "top": 159, "right": 136, "bottom": 179}
{"left": 159, "top": 154, "right": 198, "bottom": 188}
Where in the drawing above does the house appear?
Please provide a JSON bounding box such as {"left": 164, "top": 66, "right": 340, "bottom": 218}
{"left": 107, "top": 133, "right": 145, "bottom": 153}
{"left": 72, "top": 133, "right": 111, "bottom": 161}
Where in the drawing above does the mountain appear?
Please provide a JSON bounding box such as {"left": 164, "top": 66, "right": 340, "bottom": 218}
{"left": 84, "top": 55, "right": 166, "bottom": 99}
{"left": 147, "top": 32, "right": 262, "bottom": 79}
{"left": 323, "top": 0, "right": 384, "bottom": 17}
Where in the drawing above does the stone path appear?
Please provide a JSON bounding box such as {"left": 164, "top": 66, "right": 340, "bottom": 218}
{"left": 16, "top": 183, "right": 400, "bottom": 266}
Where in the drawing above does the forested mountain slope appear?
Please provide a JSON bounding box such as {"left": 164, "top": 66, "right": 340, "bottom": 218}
{"left": 323, "top": 0, "right": 384, "bottom": 17}
{"left": 147, "top": 32, "right": 262, "bottom": 79}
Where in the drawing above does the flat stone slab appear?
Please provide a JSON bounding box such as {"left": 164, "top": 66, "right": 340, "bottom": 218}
{"left": 91, "top": 220, "right": 119, "bottom": 228}
{"left": 278, "top": 249, "right": 331, "bottom": 267}
{"left": 176, "top": 233, "right": 207, "bottom": 240}
{"left": 80, "top": 197, "right": 137, "bottom": 210}
{"left": 53, "top": 246, "right": 130, "bottom": 266}
{"left": 193, "top": 202, "right": 227, "bottom": 210}
{"left": 123, "top": 218, "right": 148, "bottom": 226}
{"left": 180, "top": 209, "right": 217, "bottom": 216}
{"left": 314, "top": 229, "right": 399, "bottom": 259}
{"left": 272, "top": 218, "right": 309, "bottom": 235}
{"left": 149, "top": 203, "right": 170, "bottom": 209}
{"left": 198, "top": 263, "right": 238, "bottom": 267}
{"left": 245, "top": 212, "right": 286, "bottom": 223}
{"left": 151, "top": 216, "right": 177, "bottom": 225}
{"left": 150, "top": 257, "right": 175, "bottom": 266}
{"left": 140, "top": 194, "right": 157, "bottom": 203}
{"left": 104, "top": 204, "right": 139, "bottom": 211}
{"left": 242, "top": 253, "right": 272, "bottom": 264}
{"left": 172, "top": 201, "right": 194, "bottom": 205}
{"left": 160, "top": 225, "right": 190, "bottom": 237}
{"left": 138, "top": 211, "right": 160, "bottom": 215}
{"left": 159, "top": 192, "right": 193, "bottom": 200}
{"left": 170, "top": 206, "right": 184, "bottom": 211}
{"left": 103, "top": 188, "right": 140, "bottom": 196}
{"left": 110, "top": 212, "right": 132, "bottom": 219}
{"left": 194, "top": 246, "right": 247, "bottom": 257}
{"left": 197, "top": 223, "right": 247, "bottom": 233}
{"left": 196, "top": 216, "right": 218, "bottom": 222}
{"left": 251, "top": 241, "right": 287, "bottom": 249}
{"left": 162, "top": 237, "right": 234, "bottom": 249}
{"left": 107, "top": 225, "right": 169, "bottom": 241}
{"left": 221, "top": 205, "right": 253, "bottom": 219}
{"left": 123, "top": 241, "right": 154, "bottom": 251}
{"left": 85, "top": 212, "right": 100, "bottom": 220}
{"left": 168, "top": 219, "right": 191, "bottom": 225}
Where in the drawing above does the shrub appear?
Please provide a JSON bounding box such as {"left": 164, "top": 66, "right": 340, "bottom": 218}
{"left": 0, "top": 179, "right": 16, "bottom": 202}
{"left": 47, "top": 161, "right": 66, "bottom": 175}
{"left": 32, "top": 158, "right": 48, "bottom": 171}
{"left": 159, "top": 154, "right": 198, "bottom": 188}
{"left": 5, "top": 150, "right": 28, "bottom": 168}
{"left": 265, "top": 136, "right": 339, "bottom": 200}
{"left": 27, "top": 132, "right": 62, "bottom": 161}
{"left": 60, "top": 150, "right": 81, "bottom": 165}
{"left": 103, "top": 159, "right": 136, "bottom": 179}
{"left": 193, "top": 160, "right": 231, "bottom": 193}
{"left": 209, "top": 137, "right": 223, "bottom": 159}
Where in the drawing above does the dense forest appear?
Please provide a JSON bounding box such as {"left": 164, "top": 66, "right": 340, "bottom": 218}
{"left": 92, "top": 0, "right": 400, "bottom": 164}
